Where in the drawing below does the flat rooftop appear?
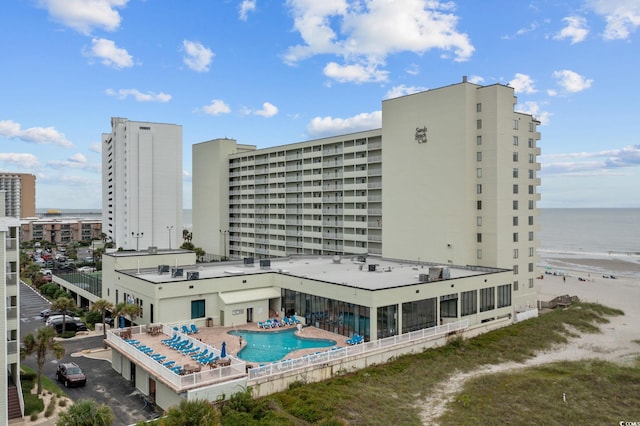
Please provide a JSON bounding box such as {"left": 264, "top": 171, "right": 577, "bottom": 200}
{"left": 116, "top": 254, "right": 507, "bottom": 291}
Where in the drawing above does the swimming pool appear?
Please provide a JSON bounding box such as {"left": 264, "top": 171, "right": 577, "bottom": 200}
{"left": 229, "top": 328, "right": 336, "bottom": 363}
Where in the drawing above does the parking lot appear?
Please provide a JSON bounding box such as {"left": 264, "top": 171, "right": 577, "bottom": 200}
{"left": 20, "top": 282, "right": 162, "bottom": 425}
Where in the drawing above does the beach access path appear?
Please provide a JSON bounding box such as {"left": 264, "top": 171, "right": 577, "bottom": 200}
{"left": 419, "top": 260, "right": 640, "bottom": 424}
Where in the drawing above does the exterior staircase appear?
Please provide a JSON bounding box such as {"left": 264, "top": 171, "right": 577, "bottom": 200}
{"left": 7, "top": 385, "right": 23, "bottom": 420}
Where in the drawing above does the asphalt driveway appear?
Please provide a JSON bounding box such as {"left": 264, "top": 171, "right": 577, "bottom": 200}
{"left": 20, "top": 282, "right": 162, "bottom": 425}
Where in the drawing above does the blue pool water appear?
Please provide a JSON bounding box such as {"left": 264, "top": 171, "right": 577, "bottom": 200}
{"left": 230, "top": 328, "right": 336, "bottom": 363}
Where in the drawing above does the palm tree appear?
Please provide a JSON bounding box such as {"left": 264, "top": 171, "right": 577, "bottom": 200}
{"left": 114, "top": 302, "right": 141, "bottom": 332}
{"left": 182, "top": 228, "right": 190, "bottom": 242}
{"left": 21, "top": 326, "right": 65, "bottom": 395}
{"left": 56, "top": 398, "right": 114, "bottom": 426}
{"left": 162, "top": 399, "right": 220, "bottom": 425}
{"left": 90, "top": 299, "right": 114, "bottom": 347}
{"left": 51, "top": 296, "right": 77, "bottom": 335}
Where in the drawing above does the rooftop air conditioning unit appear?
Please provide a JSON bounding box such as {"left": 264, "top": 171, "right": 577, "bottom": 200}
{"left": 148, "top": 246, "right": 158, "bottom": 254}
{"left": 259, "top": 259, "right": 271, "bottom": 269}
{"left": 158, "top": 264, "right": 170, "bottom": 274}
{"left": 171, "top": 268, "right": 183, "bottom": 278}
{"left": 418, "top": 273, "right": 429, "bottom": 282}
{"left": 244, "top": 257, "right": 254, "bottom": 266}
{"left": 368, "top": 264, "right": 377, "bottom": 272}
{"left": 187, "top": 271, "right": 199, "bottom": 280}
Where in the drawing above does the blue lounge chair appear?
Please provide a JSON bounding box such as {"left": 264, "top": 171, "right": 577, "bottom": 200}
{"left": 281, "top": 317, "right": 292, "bottom": 326}
{"left": 191, "top": 349, "right": 208, "bottom": 360}
{"left": 257, "top": 321, "right": 265, "bottom": 328}
{"left": 163, "top": 360, "right": 175, "bottom": 368}
{"left": 182, "top": 346, "right": 200, "bottom": 356}
{"left": 161, "top": 335, "right": 179, "bottom": 345}
{"left": 181, "top": 325, "right": 191, "bottom": 334}
{"left": 170, "top": 366, "right": 183, "bottom": 374}
{"left": 190, "top": 324, "right": 199, "bottom": 334}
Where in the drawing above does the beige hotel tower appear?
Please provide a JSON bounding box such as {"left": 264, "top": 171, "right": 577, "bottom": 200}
{"left": 193, "top": 78, "right": 541, "bottom": 312}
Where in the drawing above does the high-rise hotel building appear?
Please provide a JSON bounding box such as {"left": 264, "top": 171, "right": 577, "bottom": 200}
{"left": 193, "top": 79, "right": 541, "bottom": 310}
{"left": 102, "top": 118, "right": 183, "bottom": 251}
{"left": 0, "top": 173, "right": 36, "bottom": 218}
{"left": 0, "top": 195, "right": 23, "bottom": 422}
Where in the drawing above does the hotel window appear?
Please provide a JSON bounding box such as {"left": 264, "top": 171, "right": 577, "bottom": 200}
{"left": 514, "top": 281, "right": 519, "bottom": 291}
{"left": 476, "top": 103, "right": 482, "bottom": 112}
{"left": 529, "top": 153, "right": 535, "bottom": 163}
{"left": 477, "top": 249, "right": 482, "bottom": 259}
{"left": 513, "top": 200, "right": 519, "bottom": 210}
{"left": 477, "top": 200, "right": 482, "bottom": 210}
{"left": 513, "top": 265, "right": 519, "bottom": 274}
{"left": 529, "top": 216, "right": 534, "bottom": 225}
{"left": 477, "top": 216, "right": 482, "bottom": 226}
{"left": 477, "top": 119, "right": 482, "bottom": 129}
{"left": 529, "top": 247, "right": 535, "bottom": 257}
{"left": 513, "top": 119, "right": 519, "bottom": 130}
{"left": 477, "top": 184, "right": 482, "bottom": 194}
{"left": 528, "top": 138, "right": 534, "bottom": 148}
{"left": 529, "top": 278, "right": 534, "bottom": 288}
{"left": 440, "top": 294, "right": 458, "bottom": 318}
{"left": 477, "top": 168, "right": 482, "bottom": 178}
{"left": 529, "top": 169, "right": 535, "bottom": 179}
{"left": 529, "top": 262, "right": 534, "bottom": 272}
{"left": 513, "top": 136, "right": 519, "bottom": 146}
{"left": 191, "top": 300, "right": 206, "bottom": 319}
{"left": 477, "top": 152, "right": 482, "bottom": 161}
{"left": 513, "top": 168, "right": 518, "bottom": 178}
{"left": 497, "top": 284, "right": 512, "bottom": 308}
{"left": 529, "top": 231, "right": 534, "bottom": 241}
{"left": 513, "top": 152, "right": 519, "bottom": 162}
{"left": 513, "top": 216, "right": 519, "bottom": 226}
{"left": 514, "top": 249, "right": 519, "bottom": 258}
{"left": 480, "top": 287, "right": 495, "bottom": 312}
{"left": 477, "top": 233, "right": 482, "bottom": 243}
{"left": 529, "top": 185, "right": 534, "bottom": 194}
{"left": 529, "top": 122, "right": 535, "bottom": 132}
{"left": 529, "top": 200, "right": 534, "bottom": 210}
{"left": 477, "top": 135, "right": 482, "bottom": 145}
{"left": 513, "top": 184, "right": 518, "bottom": 194}
{"left": 461, "top": 290, "right": 477, "bottom": 316}
{"left": 513, "top": 232, "right": 518, "bottom": 242}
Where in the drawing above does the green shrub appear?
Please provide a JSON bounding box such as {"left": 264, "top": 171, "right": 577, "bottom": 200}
{"left": 39, "top": 283, "right": 59, "bottom": 299}
{"left": 23, "top": 393, "right": 44, "bottom": 416}
{"left": 85, "top": 310, "right": 102, "bottom": 325}
{"left": 45, "top": 396, "right": 57, "bottom": 417}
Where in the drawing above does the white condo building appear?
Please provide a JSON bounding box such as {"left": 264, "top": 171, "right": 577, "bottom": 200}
{"left": 0, "top": 194, "right": 23, "bottom": 422}
{"left": 193, "top": 79, "right": 541, "bottom": 311}
{"left": 102, "top": 118, "right": 183, "bottom": 251}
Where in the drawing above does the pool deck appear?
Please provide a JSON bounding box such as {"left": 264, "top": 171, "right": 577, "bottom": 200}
{"left": 125, "top": 322, "right": 351, "bottom": 368}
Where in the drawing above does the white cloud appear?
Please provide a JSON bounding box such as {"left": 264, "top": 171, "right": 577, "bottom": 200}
{"left": 587, "top": 0, "right": 640, "bottom": 40}
{"left": 307, "top": 110, "right": 382, "bottom": 137}
{"left": 254, "top": 102, "right": 279, "bottom": 117}
{"left": 0, "top": 153, "right": 40, "bottom": 168}
{"left": 88, "top": 38, "right": 133, "bottom": 68}
{"left": 552, "top": 69, "right": 593, "bottom": 93}
{"left": 0, "top": 120, "right": 73, "bottom": 147}
{"left": 467, "top": 75, "right": 484, "bottom": 84}
{"left": 508, "top": 73, "right": 537, "bottom": 94}
{"left": 239, "top": 0, "right": 256, "bottom": 21}
{"left": 182, "top": 40, "right": 214, "bottom": 72}
{"left": 201, "top": 99, "right": 231, "bottom": 116}
{"left": 89, "top": 143, "right": 101, "bottom": 153}
{"left": 284, "top": 0, "right": 474, "bottom": 83}
{"left": 540, "top": 144, "right": 640, "bottom": 175}
{"left": 38, "top": 0, "right": 128, "bottom": 35}
{"left": 384, "top": 84, "right": 428, "bottom": 99}
{"left": 105, "top": 88, "right": 171, "bottom": 102}
{"left": 47, "top": 152, "right": 101, "bottom": 171}
{"left": 323, "top": 62, "right": 388, "bottom": 83}
{"left": 515, "top": 101, "right": 552, "bottom": 125}
{"left": 555, "top": 16, "right": 589, "bottom": 44}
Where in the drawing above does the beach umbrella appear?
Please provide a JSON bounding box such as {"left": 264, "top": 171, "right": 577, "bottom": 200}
{"left": 221, "top": 341, "right": 227, "bottom": 358}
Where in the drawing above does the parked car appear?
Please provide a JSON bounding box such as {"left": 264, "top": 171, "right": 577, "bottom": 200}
{"left": 40, "top": 308, "right": 76, "bottom": 318}
{"left": 46, "top": 314, "right": 80, "bottom": 326}
{"left": 48, "top": 318, "right": 88, "bottom": 334}
{"left": 56, "top": 362, "right": 87, "bottom": 387}
{"left": 78, "top": 266, "right": 96, "bottom": 273}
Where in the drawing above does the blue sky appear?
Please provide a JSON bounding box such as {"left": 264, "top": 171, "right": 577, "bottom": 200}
{"left": 1, "top": 0, "right": 639, "bottom": 209}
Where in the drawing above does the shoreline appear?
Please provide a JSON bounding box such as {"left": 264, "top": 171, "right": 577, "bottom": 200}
{"left": 538, "top": 252, "right": 640, "bottom": 279}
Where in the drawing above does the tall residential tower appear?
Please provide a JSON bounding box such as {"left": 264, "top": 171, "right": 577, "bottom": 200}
{"left": 192, "top": 79, "right": 541, "bottom": 311}
{"left": 0, "top": 173, "right": 36, "bottom": 218}
{"left": 102, "top": 118, "right": 183, "bottom": 251}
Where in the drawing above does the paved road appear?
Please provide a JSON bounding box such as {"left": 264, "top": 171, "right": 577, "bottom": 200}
{"left": 20, "top": 282, "right": 161, "bottom": 425}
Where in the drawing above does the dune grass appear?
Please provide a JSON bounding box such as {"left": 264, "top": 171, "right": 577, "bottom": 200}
{"left": 220, "top": 302, "right": 639, "bottom": 425}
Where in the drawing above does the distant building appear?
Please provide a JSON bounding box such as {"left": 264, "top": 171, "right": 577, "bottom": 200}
{"left": 0, "top": 194, "right": 23, "bottom": 422}
{"left": 193, "top": 78, "right": 541, "bottom": 311}
{"left": 102, "top": 118, "right": 183, "bottom": 251}
{"left": 0, "top": 173, "right": 36, "bottom": 218}
{"left": 20, "top": 217, "right": 102, "bottom": 245}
